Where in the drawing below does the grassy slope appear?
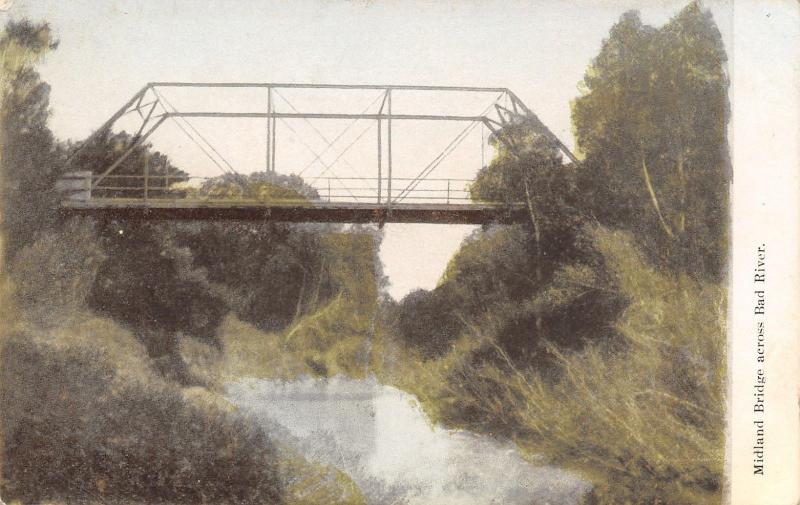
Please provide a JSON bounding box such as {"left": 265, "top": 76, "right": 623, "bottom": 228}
{"left": 0, "top": 312, "right": 367, "bottom": 505}
{"left": 379, "top": 226, "right": 727, "bottom": 504}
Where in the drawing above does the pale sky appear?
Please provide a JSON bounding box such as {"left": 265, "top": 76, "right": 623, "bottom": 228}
{"left": 5, "top": 0, "right": 733, "bottom": 300}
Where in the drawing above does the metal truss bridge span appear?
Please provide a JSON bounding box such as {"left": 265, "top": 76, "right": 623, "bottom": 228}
{"left": 58, "top": 82, "right": 577, "bottom": 225}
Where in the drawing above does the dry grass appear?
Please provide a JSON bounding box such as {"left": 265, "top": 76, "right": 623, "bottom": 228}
{"left": 204, "top": 295, "right": 380, "bottom": 383}
{"left": 382, "top": 225, "right": 726, "bottom": 504}
{"left": 278, "top": 452, "right": 366, "bottom": 505}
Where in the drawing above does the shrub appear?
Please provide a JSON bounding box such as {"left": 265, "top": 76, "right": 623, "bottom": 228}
{"left": 393, "top": 288, "right": 461, "bottom": 359}
{"left": 88, "top": 221, "right": 230, "bottom": 383}
{"left": 432, "top": 225, "right": 726, "bottom": 504}
{"left": 0, "top": 329, "right": 284, "bottom": 504}
{"left": 10, "top": 217, "right": 105, "bottom": 326}
{"left": 195, "top": 172, "right": 319, "bottom": 201}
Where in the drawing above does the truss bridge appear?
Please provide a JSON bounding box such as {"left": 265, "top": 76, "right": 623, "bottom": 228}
{"left": 58, "top": 82, "right": 577, "bottom": 225}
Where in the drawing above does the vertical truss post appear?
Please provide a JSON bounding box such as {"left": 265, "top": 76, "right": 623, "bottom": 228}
{"left": 144, "top": 155, "right": 150, "bottom": 204}
{"left": 386, "top": 88, "right": 392, "bottom": 214}
{"left": 481, "top": 123, "right": 485, "bottom": 169}
{"left": 377, "top": 89, "right": 390, "bottom": 205}
{"left": 267, "top": 86, "right": 272, "bottom": 173}
{"left": 270, "top": 90, "right": 277, "bottom": 173}
{"left": 377, "top": 117, "right": 382, "bottom": 204}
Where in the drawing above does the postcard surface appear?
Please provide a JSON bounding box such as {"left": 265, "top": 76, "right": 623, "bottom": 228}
{"left": 0, "top": 1, "right": 797, "bottom": 505}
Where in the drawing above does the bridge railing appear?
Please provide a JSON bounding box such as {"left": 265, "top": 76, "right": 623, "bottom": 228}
{"left": 312, "top": 177, "right": 473, "bottom": 204}
{"left": 82, "top": 173, "right": 476, "bottom": 206}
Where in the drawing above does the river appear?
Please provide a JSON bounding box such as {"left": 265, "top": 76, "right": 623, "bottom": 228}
{"left": 226, "top": 376, "right": 589, "bottom": 505}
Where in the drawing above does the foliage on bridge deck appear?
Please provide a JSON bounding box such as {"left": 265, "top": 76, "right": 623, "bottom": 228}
{"left": 189, "top": 172, "right": 319, "bottom": 204}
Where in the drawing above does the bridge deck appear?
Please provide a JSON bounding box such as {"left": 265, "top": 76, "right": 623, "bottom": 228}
{"left": 59, "top": 199, "right": 529, "bottom": 225}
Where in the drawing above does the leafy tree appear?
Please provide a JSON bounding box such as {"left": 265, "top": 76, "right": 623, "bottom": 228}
{"left": 404, "top": 225, "right": 624, "bottom": 364}
{"left": 2, "top": 69, "right": 66, "bottom": 259}
{"left": 395, "top": 288, "right": 462, "bottom": 358}
{"left": 0, "top": 20, "right": 57, "bottom": 311}
{"left": 471, "top": 126, "right": 585, "bottom": 267}
{"left": 88, "top": 221, "right": 228, "bottom": 383}
{"left": 175, "top": 219, "right": 338, "bottom": 332}
{"left": 392, "top": 124, "right": 623, "bottom": 363}
{"left": 465, "top": 125, "right": 596, "bottom": 351}
{"left": 572, "top": 2, "right": 730, "bottom": 280}
{"left": 195, "top": 171, "right": 319, "bottom": 201}
{"left": 402, "top": 2, "right": 731, "bottom": 368}
{"left": 70, "top": 129, "right": 188, "bottom": 198}
{"left": 0, "top": 25, "right": 58, "bottom": 492}
{"left": 72, "top": 156, "right": 374, "bottom": 382}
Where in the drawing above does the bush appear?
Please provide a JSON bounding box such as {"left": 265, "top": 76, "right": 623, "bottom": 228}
{"left": 88, "top": 221, "right": 230, "bottom": 383}
{"left": 391, "top": 224, "right": 627, "bottom": 367}
{"left": 0, "top": 329, "right": 284, "bottom": 504}
{"left": 425, "top": 225, "right": 726, "bottom": 504}
{"left": 394, "top": 288, "right": 461, "bottom": 359}
{"left": 10, "top": 217, "right": 105, "bottom": 326}
{"left": 195, "top": 172, "right": 319, "bottom": 201}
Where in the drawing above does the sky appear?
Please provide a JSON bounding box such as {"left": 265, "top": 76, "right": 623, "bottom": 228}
{"left": 4, "top": 0, "right": 733, "bottom": 300}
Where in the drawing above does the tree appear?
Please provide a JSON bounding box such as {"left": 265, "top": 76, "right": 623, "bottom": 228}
{"left": 2, "top": 69, "right": 65, "bottom": 259}
{"left": 171, "top": 173, "right": 341, "bottom": 332}
{"left": 395, "top": 288, "right": 462, "bottom": 358}
{"left": 471, "top": 126, "right": 584, "bottom": 262}
{"left": 0, "top": 21, "right": 57, "bottom": 311}
{"left": 70, "top": 129, "right": 188, "bottom": 198}
{"left": 88, "top": 221, "right": 229, "bottom": 383}
{"left": 471, "top": 125, "right": 585, "bottom": 341}
{"left": 0, "top": 20, "right": 57, "bottom": 496}
{"left": 572, "top": 2, "right": 730, "bottom": 280}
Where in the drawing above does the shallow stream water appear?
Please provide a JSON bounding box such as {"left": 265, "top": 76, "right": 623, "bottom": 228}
{"left": 226, "top": 376, "right": 589, "bottom": 505}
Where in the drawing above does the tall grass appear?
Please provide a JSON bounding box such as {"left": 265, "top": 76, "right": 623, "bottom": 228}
{"left": 278, "top": 451, "right": 366, "bottom": 505}
{"left": 9, "top": 218, "right": 105, "bottom": 328}
{"left": 384, "top": 225, "right": 726, "bottom": 504}
{"left": 492, "top": 227, "right": 724, "bottom": 503}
